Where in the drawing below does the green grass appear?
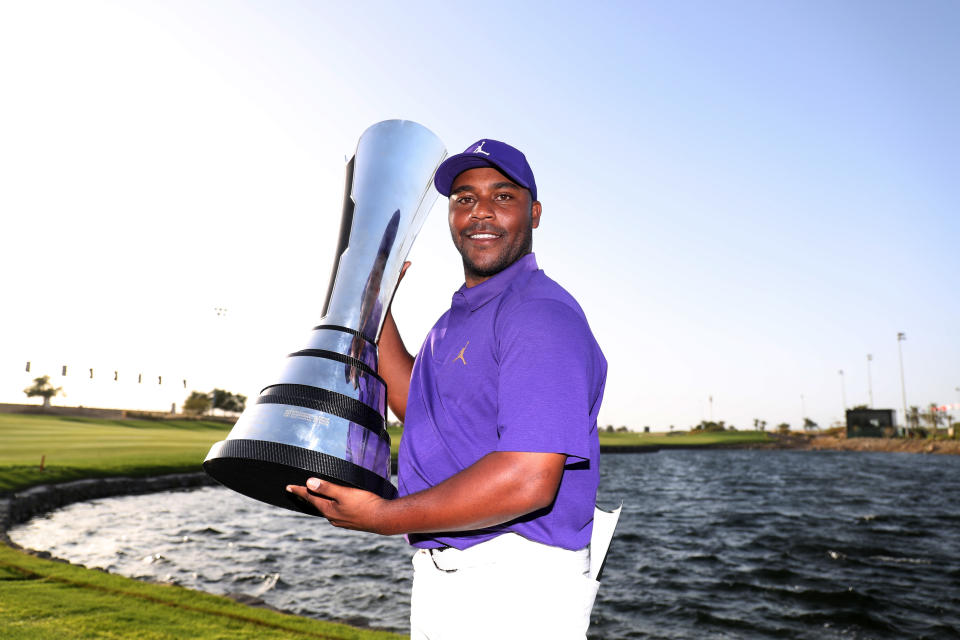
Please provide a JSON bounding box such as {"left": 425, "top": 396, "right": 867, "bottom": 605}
{"left": 0, "top": 544, "right": 402, "bottom": 639}
{"left": 387, "top": 425, "right": 402, "bottom": 459}
{"left": 0, "top": 414, "right": 231, "bottom": 492}
{"left": 598, "top": 429, "right": 774, "bottom": 447}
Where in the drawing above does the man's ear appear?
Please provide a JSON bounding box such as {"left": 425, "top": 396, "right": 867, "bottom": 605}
{"left": 531, "top": 201, "right": 542, "bottom": 229}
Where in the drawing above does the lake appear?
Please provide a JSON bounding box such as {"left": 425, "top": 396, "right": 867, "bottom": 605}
{"left": 10, "top": 450, "right": 960, "bottom": 639}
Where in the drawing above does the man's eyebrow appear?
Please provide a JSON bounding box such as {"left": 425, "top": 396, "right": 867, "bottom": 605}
{"left": 450, "top": 181, "right": 520, "bottom": 195}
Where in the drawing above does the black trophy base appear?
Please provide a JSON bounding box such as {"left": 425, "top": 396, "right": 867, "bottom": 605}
{"left": 203, "top": 438, "right": 397, "bottom": 516}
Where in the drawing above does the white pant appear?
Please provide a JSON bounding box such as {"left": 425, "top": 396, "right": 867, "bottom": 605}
{"left": 409, "top": 533, "right": 600, "bottom": 640}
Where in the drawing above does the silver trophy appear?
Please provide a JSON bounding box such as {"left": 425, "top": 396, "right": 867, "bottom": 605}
{"left": 204, "top": 120, "right": 446, "bottom": 513}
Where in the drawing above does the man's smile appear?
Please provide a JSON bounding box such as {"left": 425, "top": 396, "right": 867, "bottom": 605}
{"left": 463, "top": 226, "right": 506, "bottom": 245}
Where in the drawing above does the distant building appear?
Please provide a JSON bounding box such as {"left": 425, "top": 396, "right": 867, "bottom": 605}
{"left": 846, "top": 408, "right": 897, "bottom": 438}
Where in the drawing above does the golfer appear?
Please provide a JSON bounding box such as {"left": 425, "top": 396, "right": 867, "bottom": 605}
{"left": 288, "top": 138, "right": 607, "bottom": 639}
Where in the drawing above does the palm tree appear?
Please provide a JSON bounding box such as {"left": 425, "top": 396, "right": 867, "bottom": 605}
{"left": 923, "top": 403, "right": 944, "bottom": 439}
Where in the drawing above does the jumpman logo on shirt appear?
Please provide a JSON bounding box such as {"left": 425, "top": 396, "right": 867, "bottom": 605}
{"left": 454, "top": 341, "right": 469, "bottom": 365}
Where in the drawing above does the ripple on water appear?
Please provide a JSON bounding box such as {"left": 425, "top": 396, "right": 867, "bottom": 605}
{"left": 9, "top": 451, "right": 960, "bottom": 639}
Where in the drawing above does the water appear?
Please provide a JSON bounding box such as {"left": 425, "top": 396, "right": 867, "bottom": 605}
{"left": 11, "top": 451, "right": 960, "bottom": 639}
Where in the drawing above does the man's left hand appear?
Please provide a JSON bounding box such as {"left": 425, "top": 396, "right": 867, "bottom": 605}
{"left": 286, "top": 479, "right": 389, "bottom": 533}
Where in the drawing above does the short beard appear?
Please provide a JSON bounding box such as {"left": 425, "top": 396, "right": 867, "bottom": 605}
{"left": 457, "top": 222, "right": 533, "bottom": 280}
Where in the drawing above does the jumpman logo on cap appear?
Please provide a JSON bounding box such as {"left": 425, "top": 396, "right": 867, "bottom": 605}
{"left": 473, "top": 141, "right": 490, "bottom": 156}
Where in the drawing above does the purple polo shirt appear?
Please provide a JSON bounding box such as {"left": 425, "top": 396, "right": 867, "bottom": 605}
{"left": 397, "top": 253, "right": 606, "bottom": 551}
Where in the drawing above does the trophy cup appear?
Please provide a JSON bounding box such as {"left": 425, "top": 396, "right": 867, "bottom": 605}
{"left": 204, "top": 120, "right": 446, "bottom": 513}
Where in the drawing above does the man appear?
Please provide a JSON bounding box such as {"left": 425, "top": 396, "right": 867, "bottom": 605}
{"left": 287, "top": 139, "right": 607, "bottom": 639}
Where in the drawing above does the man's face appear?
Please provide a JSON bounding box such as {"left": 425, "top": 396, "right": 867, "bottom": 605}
{"left": 448, "top": 166, "right": 541, "bottom": 287}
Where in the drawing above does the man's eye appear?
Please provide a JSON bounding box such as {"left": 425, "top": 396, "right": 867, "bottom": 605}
{"left": 457, "top": 196, "right": 474, "bottom": 205}
{"left": 495, "top": 193, "right": 511, "bottom": 200}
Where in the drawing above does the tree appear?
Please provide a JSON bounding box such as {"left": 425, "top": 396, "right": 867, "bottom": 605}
{"left": 211, "top": 388, "right": 246, "bottom": 414}
{"left": 803, "top": 417, "right": 818, "bottom": 432}
{"left": 777, "top": 422, "right": 790, "bottom": 434}
{"left": 183, "top": 391, "right": 211, "bottom": 416}
{"left": 24, "top": 375, "right": 63, "bottom": 408}
{"left": 923, "top": 403, "right": 945, "bottom": 438}
{"left": 753, "top": 418, "right": 767, "bottom": 432}
{"left": 221, "top": 393, "right": 246, "bottom": 413}
{"left": 907, "top": 406, "right": 921, "bottom": 431}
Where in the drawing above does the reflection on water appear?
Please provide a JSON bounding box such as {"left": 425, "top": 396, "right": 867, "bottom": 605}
{"left": 10, "top": 485, "right": 412, "bottom": 632}
{"left": 11, "top": 451, "right": 960, "bottom": 639}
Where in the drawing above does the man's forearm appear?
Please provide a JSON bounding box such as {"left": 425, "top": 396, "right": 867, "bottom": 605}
{"left": 287, "top": 450, "right": 566, "bottom": 536}
{"left": 374, "top": 451, "right": 566, "bottom": 535}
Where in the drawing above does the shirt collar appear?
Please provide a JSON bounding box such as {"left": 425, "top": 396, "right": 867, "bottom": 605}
{"left": 453, "top": 253, "right": 539, "bottom": 311}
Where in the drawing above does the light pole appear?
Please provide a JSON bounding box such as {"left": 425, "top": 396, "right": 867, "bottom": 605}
{"left": 866, "top": 354, "right": 874, "bottom": 408}
{"left": 897, "top": 332, "right": 908, "bottom": 429}
{"left": 801, "top": 393, "right": 806, "bottom": 428}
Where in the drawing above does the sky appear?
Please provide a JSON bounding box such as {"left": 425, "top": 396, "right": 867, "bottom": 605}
{"left": 1, "top": 0, "right": 958, "bottom": 431}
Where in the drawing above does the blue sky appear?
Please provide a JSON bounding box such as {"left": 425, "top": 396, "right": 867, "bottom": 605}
{"left": 1, "top": 0, "right": 958, "bottom": 430}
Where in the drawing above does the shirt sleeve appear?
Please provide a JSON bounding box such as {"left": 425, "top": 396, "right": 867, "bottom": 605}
{"left": 495, "top": 298, "right": 600, "bottom": 461}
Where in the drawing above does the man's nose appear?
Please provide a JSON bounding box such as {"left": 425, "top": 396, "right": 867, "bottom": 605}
{"left": 470, "top": 198, "right": 495, "bottom": 219}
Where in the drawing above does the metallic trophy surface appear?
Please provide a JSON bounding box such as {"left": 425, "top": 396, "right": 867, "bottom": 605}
{"left": 204, "top": 120, "right": 446, "bottom": 513}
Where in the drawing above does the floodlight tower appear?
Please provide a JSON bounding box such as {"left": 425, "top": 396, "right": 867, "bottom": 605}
{"left": 897, "top": 333, "right": 908, "bottom": 428}
{"left": 866, "top": 354, "right": 874, "bottom": 408}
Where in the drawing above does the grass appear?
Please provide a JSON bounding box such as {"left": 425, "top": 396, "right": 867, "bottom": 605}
{"left": 0, "top": 414, "right": 231, "bottom": 492}
{"left": 0, "top": 543, "right": 402, "bottom": 639}
{"left": 387, "top": 425, "right": 402, "bottom": 459}
{"left": 598, "top": 429, "right": 774, "bottom": 447}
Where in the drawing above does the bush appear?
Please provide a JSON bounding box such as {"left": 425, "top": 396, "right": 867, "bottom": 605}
{"left": 693, "top": 420, "right": 726, "bottom": 432}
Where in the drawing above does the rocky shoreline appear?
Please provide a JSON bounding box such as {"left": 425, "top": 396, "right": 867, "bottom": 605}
{"left": 0, "top": 472, "right": 216, "bottom": 547}
{"left": 789, "top": 434, "right": 960, "bottom": 455}
{"left": 599, "top": 435, "right": 960, "bottom": 456}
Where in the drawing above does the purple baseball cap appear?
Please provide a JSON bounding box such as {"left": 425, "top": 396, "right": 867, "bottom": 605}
{"left": 434, "top": 139, "right": 537, "bottom": 201}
